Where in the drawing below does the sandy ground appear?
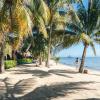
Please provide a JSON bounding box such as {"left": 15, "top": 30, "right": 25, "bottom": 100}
{"left": 0, "top": 61, "right": 100, "bottom": 100}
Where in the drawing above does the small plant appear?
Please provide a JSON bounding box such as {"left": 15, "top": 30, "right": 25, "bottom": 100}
{"left": 17, "top": 58, "right": 33, "bottom": 64}
{"left": 5, "top": 60, "right": 17, "bottom": 69}
{"left": 53, "top": 57, "right": 60, "bottom": 65}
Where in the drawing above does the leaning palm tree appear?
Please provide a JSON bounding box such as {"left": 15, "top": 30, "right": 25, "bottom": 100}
{"left": 75, "top": 0, "right": 100, "bottom": 73}
{"left": 55, "top": 0, "right": 100, "bottom": 73}
{"left": 0, "top": 0, "right": 32, "bottom": 73}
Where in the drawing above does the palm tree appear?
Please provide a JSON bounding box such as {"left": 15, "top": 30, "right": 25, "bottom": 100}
{"left": 56, "top": 0, "right": 100, "bottom": 73}
{"left": 45, "top": 0, "right": 80, "bottom": 67}
{"left": 25, "top": 0, "right": 79, "bottom": 67}
{"left": 0, "top": 0, "right": 32, "bottom": 73}
{"left": 26, "top": 0, "right": 58, "bottom": 67}
{"left": 76, "top": 0, "right": 100, "bottom": 73}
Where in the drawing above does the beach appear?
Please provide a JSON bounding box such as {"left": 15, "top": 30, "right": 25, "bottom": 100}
{"left": 0, "top": 0, "right": 100, "bottom": 100}
{"left": 0, "top": 61, "right": 100, "bottom": 100}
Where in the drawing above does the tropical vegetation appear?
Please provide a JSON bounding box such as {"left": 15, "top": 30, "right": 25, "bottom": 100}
{"left": 0, "top": 0, "right": 100, "bottom": 73}
{"left": 57, "top": 0, "right": 100, "bottom": 73}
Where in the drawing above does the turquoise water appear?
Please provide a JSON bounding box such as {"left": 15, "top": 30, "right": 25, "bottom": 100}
{"left": 59, "top": 57, "right": 100, "bottom": 71}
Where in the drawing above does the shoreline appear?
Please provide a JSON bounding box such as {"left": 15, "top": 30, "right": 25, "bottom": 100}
{"left": 59, "top": 57, "right": 100, "bottom": 71}
{"left": 57, "top": 61, "right": 100, "bottom": 75}
{"left": 59, "top": 62, "right": 100, "bottom": 72}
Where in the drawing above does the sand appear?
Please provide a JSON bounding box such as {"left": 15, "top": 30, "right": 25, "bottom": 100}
{"left": 0, "top": 60, "right": 100, "bottom": 100}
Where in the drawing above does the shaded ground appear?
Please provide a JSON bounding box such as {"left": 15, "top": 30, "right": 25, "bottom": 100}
{"left": 0, "top": 63, "right": 100, "bottom": 100}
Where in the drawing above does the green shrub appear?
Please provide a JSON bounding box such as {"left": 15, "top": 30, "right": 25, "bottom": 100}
{"left": 17, "top": 58, "right": 33, "bottom": 64}
{"left": 5, "top": 60, "right": 17, "bottom": 69}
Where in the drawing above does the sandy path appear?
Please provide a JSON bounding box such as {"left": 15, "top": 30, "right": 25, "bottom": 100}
{"left": 0, "top": 62, "right": 100, "bottom": 100}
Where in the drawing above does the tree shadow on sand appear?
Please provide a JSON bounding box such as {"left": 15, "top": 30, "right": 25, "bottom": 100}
{"left": 10, "top": 68, "right": 76, "bottom": 78}
{"left": 0, "top": 78, "right": 37, "bottom": 100}
{"left": 6, "top": 64, "right": 78, "bottom": 78}
{"left": 17, "top": 81, "right": 95, "bottom": 100}
{"left": 28, "top": 69, "right": 74, "bottom": 78}
{"left": 0, "top": 78, "right": 97, "bottom": 100}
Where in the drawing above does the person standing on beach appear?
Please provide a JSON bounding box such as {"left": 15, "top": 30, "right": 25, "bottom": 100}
{"left": 75, "top": 58, "right": 80, "bottom": 69}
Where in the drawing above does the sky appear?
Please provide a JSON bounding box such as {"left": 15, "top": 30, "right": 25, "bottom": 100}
{"left": 56, "top": 0, "right": 100, "bottom": 57}
{"left": 56, "top": 43, "right": 100, "bottom": 57}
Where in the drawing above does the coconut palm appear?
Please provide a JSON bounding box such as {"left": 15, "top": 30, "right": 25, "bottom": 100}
{"left": 27, "top": 0, "right": 78, "bottom": 67}
{"left": 25, "top": 0, "right": 56, "bottom": 66}
{"left": 55, "top": 0, "right": 100, "bottom": 73}
{"left": 0, "top": 0, "right": 32, "bottom": 73}
{"left": 75, "top": 0, "right": 100, "bottom": 73}
{"left": 46, "top": 0, "right": 81, "bottom": 67}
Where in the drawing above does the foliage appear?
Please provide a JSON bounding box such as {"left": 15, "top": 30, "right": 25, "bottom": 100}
{"left": 55, "top": 0, "right": 100, "bottom": 54}
{"left": 17, "top": 58, "right": 33, "bottom": 64}
{"left": 52, "top": 57, "right": 60, "bottom": 64}
{"left": 21, "top": 32, "right": 48, "bottom": 60}
{"left": 65, "top": 0, "right": 100, "bottom": 72}
{"left": 51, "top": 0, "right": 100, "bottom": 72}
{"left": 26, "top": 0, "right": 79, "bottom": 67}
{"left": 5, "top": 60, "right": 17, "bottom": 69}
{"left": 0, "top": 0, "right": 32, "bottom": 50}
{"left": 4, "top": 42, "right": 12, "bottom": 57}
{"left": 26, "top": 0, "right": 51, "bottom": 38}
{"left": 31, "top": 33, "right": 47, "bottom": 58}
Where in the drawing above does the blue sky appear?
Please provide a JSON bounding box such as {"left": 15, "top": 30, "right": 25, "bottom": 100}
{"left": 56, "top": 43, "right": 100, "bottom": 57}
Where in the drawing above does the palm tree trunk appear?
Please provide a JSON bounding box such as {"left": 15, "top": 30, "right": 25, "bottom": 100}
{"left": 46, "top": 24, "right": 52, "bottom": 67}
{"left": 12, "top": 50, "right": 16, "bottom": 60}
{"left": 39, "top": 53, "right": 42, "bottom": 65}
{"left": 39, "top": 57, "right": 42, "bottom": 65}
{"left": 46, "top": 35, "right": 51, "bottom": 67}
{"left": 46, "top": 8, "right": 53, "bottom": 67}
{"left": 0, "top": 40, "right": 5, "bottom": 73}
{"left": 79, "top": 44, "right": 88, "bottom": 73}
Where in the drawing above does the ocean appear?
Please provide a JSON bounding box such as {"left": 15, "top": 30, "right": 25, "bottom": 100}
{"left": 59, "top": 57, "right": 100, "bottom": 71}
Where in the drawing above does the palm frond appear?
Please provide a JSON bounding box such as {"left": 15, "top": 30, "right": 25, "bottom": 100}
{"left": 0, "top": 0, "right": 10, "bottom": 44}
{"left": 90, "top": 42, "right": 96, "bottom": 55}
{"left": 76, "top": 0, "right": 88, "bottom": 32}
{"left": 34, "top": 15, "right": 48, "bottom": 38}
{"left": 26, "top": 0, "right": 50, "bottom": 37}
{"left": 66, "top": 23, "right": 83, "bottom": 34}
{"left": 53, "top": 35, "right": 80, "bottom": 54}
{"left": 93, "top": 31, "right": 100, "bottom": 44}
{"left": 87, "top": 0, "right": 100, "bottom": 35}
{"left": 38, "top": 0, "right": 51, "bottom": 25}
